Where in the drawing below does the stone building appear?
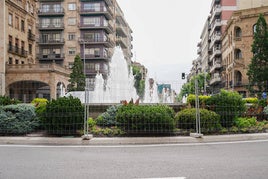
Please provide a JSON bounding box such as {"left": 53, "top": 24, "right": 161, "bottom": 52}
{"left": 0, "top": 0, "right": 133, "bottom": 102}
{"left": 222, "top": 6, "right": 268, "bottom": 97}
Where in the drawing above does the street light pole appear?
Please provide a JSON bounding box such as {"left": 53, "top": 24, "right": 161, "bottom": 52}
{"left": 82, "top": 38, "right": 91, "bottom": 140}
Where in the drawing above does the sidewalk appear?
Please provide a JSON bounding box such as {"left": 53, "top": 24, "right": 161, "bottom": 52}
{"left": 0, "top": 133, "right": 268, "bottom": 146}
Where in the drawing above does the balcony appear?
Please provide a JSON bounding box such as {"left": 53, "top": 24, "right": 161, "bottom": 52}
{"left": 209, "top": 32, "right": 221, "bottom": 48}
{"left": 211, "top": 5, "right": 221, "bottom": 20}
{"left": 116, "top": 24, "right": 128, "bottom": 37}
{"left": 209, "top": 61, "right": 222, "bottom": 73}
{"left": 79, "top": 37, "right": 114, "bottom": 48}
{"left": 38, "top": 23, "right": 64, "bottom": 30}
{"left": 79, "top": 6, "right": 113, "bottom": 20}
{"left": 38, "top": 53, "right": 65, "bottom": 61}
{"left": 38, "top": 38, "right": 65, "bottom": 45}
{"left": 210, "top": 73, "right": 221, "bottom": 85}
{"left": 38, "top": 7, "right": 64, "bottom": 16}
{"left": 197, "top": 47, "right": 201, "bottom": 54}
{"left": 116, "top": 36, "right": 127, "bottom": 48}
{"left": 82, "top": 51, "right": 112, "bottom": 61}
{"left": 210, "top": 19, "right": 221, "bottom": 34}
{"left": 8, "top": 45, "right": 28, "bottom": 57}
{"left": 210, "top": 46, "right": 221, "bottom": 59}
{"left": 85, "top": 68, "right": 109, "bottom": 75}
{"left": 28, "top": 32, "right": 36, "bottom": 41}
{"left": 79, "top": 23, "right": 113, "bottom": 33}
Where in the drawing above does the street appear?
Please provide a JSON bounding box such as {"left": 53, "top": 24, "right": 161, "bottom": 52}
{"left": 0, "top": 140, "right": 268, "bottom": 179}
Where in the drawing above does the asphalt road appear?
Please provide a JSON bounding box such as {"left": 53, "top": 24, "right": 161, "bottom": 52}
{"left": 0, "top": 140, "right": 268, "bottom": 179}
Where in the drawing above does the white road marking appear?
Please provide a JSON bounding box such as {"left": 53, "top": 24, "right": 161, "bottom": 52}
{"left": 137, "top": 178, "right": 186, "bottom": 179}
{"left": 0, "top": 139, "right": 268, "bottom": 148}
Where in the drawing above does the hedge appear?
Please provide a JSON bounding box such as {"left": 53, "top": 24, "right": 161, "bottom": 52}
{"left": 0, "top": 104, "right": 39, "bottom": 134}
{"left": 175, "top": 108, "right": 221, "bottom": 133}
{"left": 116, "top": 104, "right": 175, "bottom": 134}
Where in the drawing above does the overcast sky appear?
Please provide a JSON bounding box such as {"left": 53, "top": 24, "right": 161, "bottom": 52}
{"left": 117, "top": 0, "right": 212, "bottom": 92}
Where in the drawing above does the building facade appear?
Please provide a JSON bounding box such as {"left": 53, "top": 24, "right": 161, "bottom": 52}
{"left": 0, "top": 0, "right": 133, "bottom": 102}
{"left": 192, "top": 0, "right": 268, "bottom": 94}
{"left": 222, "top": 6, "right": 268, "bottom": 97}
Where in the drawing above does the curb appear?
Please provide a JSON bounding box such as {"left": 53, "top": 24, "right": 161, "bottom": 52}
{"left": 0, "top": 133, "right": 268, "bottom": 146}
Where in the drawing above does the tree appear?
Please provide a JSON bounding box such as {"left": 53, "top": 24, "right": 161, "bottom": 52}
{"left": 68, "top": 55, "right": 86, "bottom": 91}
{"left": 132, "top": 66, "right": 145, "bottom": 99}
{"left": 178, "top": 73, "right": 210, "bottom": 101}
{"left": 247, "top": 14, "right": 268, "bottom": 94}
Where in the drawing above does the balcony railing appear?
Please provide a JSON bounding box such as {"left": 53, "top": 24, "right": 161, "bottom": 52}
{"left": 38, "top": 38, "right": 65, "bottom": 45}
{"left": 38, "top": 7, "right": 64, "bottom": 16}
{"left": 8, "top": 45, "right": 28, "bottom": 57}
{"left": 116, "top": 36, "right": 127, "bottom": 48}
{"left": 38, "top": 53, "right": 65, "bottom": 61}
{"left": 79, "top": 6, "right": 113, "bottom": 20}
{"left": 79, "top": 23, "right": 113, "bottom": 33}
{"left": 116, "top": 23, "right": 128, "bottom": 37}
{"left": 79, "top": 37, "right": 114, "bottom": 47}
{"left": 38, "top": 23, "right": 64, "bottom": 30}
{"left": 28, "top": 32, "right": 36, "bottom": 41}
{"left": 210, "top": 73, "right": 221, "bottom": 85}
{"left": 209, "top": 62, "right": 222, "bottom": 73}
{"left": 85, "top": 68, "right": 109, "bottom": 75}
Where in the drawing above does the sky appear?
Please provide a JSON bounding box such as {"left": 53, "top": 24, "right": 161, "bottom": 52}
{"left": 116, "top": 0, "right": 212, "bottom": 92}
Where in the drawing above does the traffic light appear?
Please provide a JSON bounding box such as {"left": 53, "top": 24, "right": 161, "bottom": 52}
{"left": 182, "top": 73, "right": 185, "bottom": 79}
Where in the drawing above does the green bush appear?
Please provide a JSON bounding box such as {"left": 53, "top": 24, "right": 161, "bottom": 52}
{"left": 42, "top": 96, "right": 84, "bottom": 135}
{"left": 0, "top": 96, "right": 20, "bottom": 106}
{"left": 96, "top": 105, "right": 121, "bottom": 127}
{"left": 187, "top": 94, "right": 210, "bottom": 106}
{"left": 207, "top": 90, "right": 246, "bottom": 127}
{"left": 0, "top": 104, "right": 39, "bottom": 134}
{"left": 31, "top": 98, "right": 48, "bottom": 119}
{"left": 116, "top": 104, "right": 175, "bottom": 134}
{"left": 243, "top": 97, "right": 258, "bottom": 104}
{"left": 264, "top": 105, "right": 268, "bottom": 115}
{"left": 175, "top": 108, "right": 221, "bottom": 133}
{"left": 234, "top": 117, "right": 257, "bottom": 128}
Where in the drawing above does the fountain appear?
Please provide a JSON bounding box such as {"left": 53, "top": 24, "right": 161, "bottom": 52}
{"left": 143, "top": 76, "right": 159, "bottom": 103}
{"left": 89, "top": 46, "right": 139, "bottom": 103}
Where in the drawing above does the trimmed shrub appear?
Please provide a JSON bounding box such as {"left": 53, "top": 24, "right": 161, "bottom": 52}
{"left": 243, "top": 97, "right": 258, "bottom": 104}
{"left": 96, "top": 105, "right": 121, "bottom": 127}
{"left": 187, "top": 94, "right": 211, "bottom": 106}
{"left": 42, "top": 96, "right": 84, "bottom": 135}
{"left": 31, "top": 98, "right": 48, "bottom": 119}
{"left": 234, "top": 117, "right": 257, "bottom": 128}
{"left": 0, "top": 96, "right": 20, "bottom": 106}
{"left": 207, "top": 90, "right": 246, "bottom": 127}
{"left": 175, "top": 108, "right": 221, "bottom": 133}
{"left": 0, "top": 104, "right": 39, "bottom": 134}
{"left": 116, "top": 104, "right": 175, "bottom": 134}
{"left": 264, "top": 105, "right": 268, "bottom": 115}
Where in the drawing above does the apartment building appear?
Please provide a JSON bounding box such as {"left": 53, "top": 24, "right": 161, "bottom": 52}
{"left": 0, "top": 0, "right": 133, "bottom": 102}
{"left": 192, "top": 0, "right": 268, "bottom": 94}
{"left": 222, "top": 6, "right": 268, "bottom": 97}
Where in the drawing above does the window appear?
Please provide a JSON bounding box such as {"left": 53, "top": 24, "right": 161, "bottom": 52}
{"left": 68, "top": 47, "right": 76, "bottom": 55}
{"left": 83, "top": 17, "right": 100, "bottom": 26}
{"left": 235, "top": 27, "right": 242, "bottom": 38}
{"left": 68, "top": 3, "right": 76, "bottom": 10}
{"left": 68, "top": 18, "right": 76, "bottom": 25}
{"left": 84, "top": 3, "right": 100, "bottom": 11}
{"left": 53, "top": 4, "right": 61, "bottom": 12}
{"left": 21, "top": 20, "right": 25, "bottom": 32}
{"left": 253, "top": 24, "right": 257, "bottom": 34}
{"left": 8, "top": 13, "right": 13, "bottom": 26}
{"left": 29, "top": 44, "right": 32, "bottom": 55}
{"left": 52, "top": 18, "right": 62, "bottom": 27}
{"left": 15, "top": 59, "right": 19, "bottom": 64}
{"left": 41, "top": 18, "right": 50, "bottom": 27}
{"left": 68, "top": 33, "right": 76, "bottom": 40}
{"left": 15, "top": 16, "right": 19, "bottom": 29}
{"left": 42, "top": 4, "right": 49, "bottom": 12}
{"left": 9, "top": 57, "right": 13, "bottom": 64}
{"left": 235, "top": 49, "right": 242, "bottom": 59}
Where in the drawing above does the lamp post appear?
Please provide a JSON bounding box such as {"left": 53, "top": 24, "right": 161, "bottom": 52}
{"left": 81, "top": 38, "right": 92, "bottom": 140}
